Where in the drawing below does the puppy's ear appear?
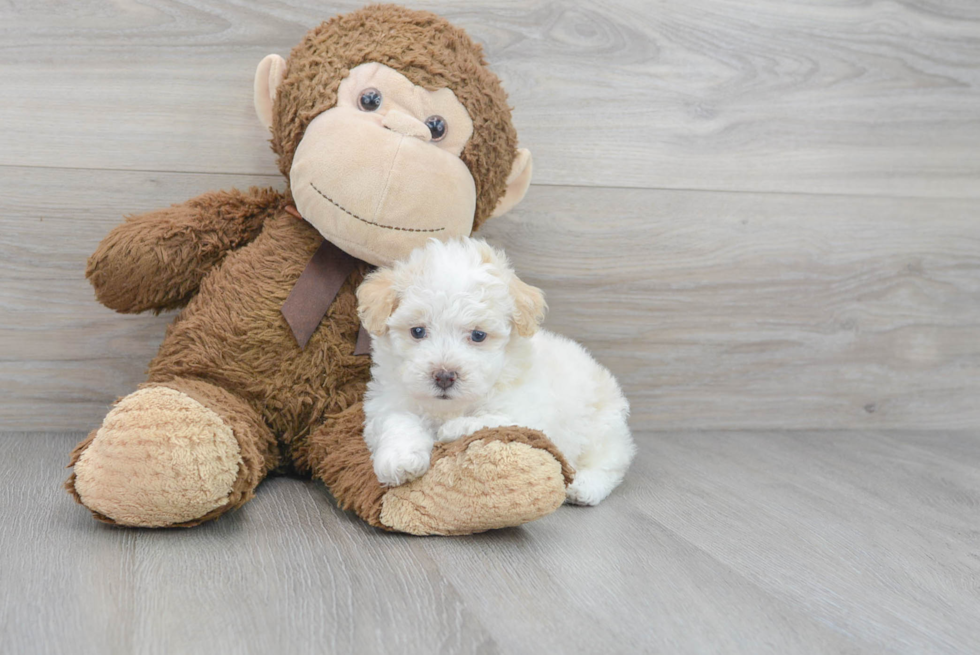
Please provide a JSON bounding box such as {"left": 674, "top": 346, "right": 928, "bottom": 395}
{"left": 473, "top": 239, "right": 546, "bottom": 337}
{"left": 357, "top": 268, "right": 399, "bottom": 335}
{"left": 511, "top": 276, "right": 547, "bottom": 337}
{"left": 473, "top": 239, "right": 506, "bottom": 268}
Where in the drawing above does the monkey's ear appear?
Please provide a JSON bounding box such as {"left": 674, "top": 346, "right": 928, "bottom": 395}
{"left": 357, "top": 268, "right": 400, "bottom": 336}
{"left": 254, "top": 54, "right": 287, "bottom": 131}
{"left": 510, "top": 275, "right": 547, "bottom": 338}
{"left": 490, "top": 148, "right": 533, "bottom": 219}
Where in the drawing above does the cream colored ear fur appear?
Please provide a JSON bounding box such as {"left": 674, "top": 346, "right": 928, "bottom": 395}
{"left": 489, "top": 148, "right": 533, "bottom": 219}
{"left": 254, "top": 54, "right": 287, "bottom": 131}
{"left": 510, "top": 276, "right": 547, "bottom": 337}
{"left": 473, "top": 240, "right": 546, "bottom": 337}
{"left": 357, "top": 268, "right": 400, "bottom": 335}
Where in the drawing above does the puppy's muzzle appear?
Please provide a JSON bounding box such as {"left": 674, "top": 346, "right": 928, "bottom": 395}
{"left": 434, "top": 370, "right": 457, "bottom": 390}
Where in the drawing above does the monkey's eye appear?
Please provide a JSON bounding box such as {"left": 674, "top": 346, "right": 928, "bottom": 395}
{"left": 358, "top": 88, "right": 382, "bottom": 112}
{"left": 470, "top": 330, "right": 487, "bottom": 343}
{"left": 424, "top": 116, "right": 447, "bottom": 141}
{"left": 410, "top": 327, "right": 427, "bottom": 340}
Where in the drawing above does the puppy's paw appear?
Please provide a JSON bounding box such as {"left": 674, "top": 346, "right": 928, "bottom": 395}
{"left": 436, "top": 417, "right": 482, "bottom": 443}
{"left": 373, "top": 445, "right": 432, "bottom": 487}
{"left": 565, "top": 470, "right": 619, "bottom": 506}
{"left": 437, "top": 415, "right": 511, "bottom": 443}
{"left": 437, "top": 417, "right": 487, "bottom": 443}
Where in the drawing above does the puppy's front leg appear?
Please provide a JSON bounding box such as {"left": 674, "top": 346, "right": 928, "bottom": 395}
{"left": 367, "top": 412, "right": 435, "bottom": 487}
{"left": 436, "top": 414, "right": 515, "bottom": 443}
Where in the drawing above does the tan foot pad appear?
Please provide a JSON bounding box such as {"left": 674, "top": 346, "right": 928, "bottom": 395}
{"left": 379, "top": 438, "right": 567, "bottom": 536}
{"left": 72, "top": 387, "right": 242, "bottom": 527}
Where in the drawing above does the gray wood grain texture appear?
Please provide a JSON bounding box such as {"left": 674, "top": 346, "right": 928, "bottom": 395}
{"left": 1, "top": 0, "right": 980, "bottom": 197}
{"left": 2, "top": 431, "right": 978, "bottom": 655}
{"left": 3, "top": 166, "right": 978, "bottom": 431}
{"left": 2, "top": 0, "right": 979, "bottom": 433}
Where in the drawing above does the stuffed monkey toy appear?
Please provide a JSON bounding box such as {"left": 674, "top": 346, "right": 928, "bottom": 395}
{"left": 65, "top": 4, "right": 573, "bottom": 535}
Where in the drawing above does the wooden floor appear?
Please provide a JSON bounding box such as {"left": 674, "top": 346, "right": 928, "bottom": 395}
{"left": 2, "top": 430, "right": 979, "bottom": 654}
{"left": 2, "top": 1, "right": 979, "bottom": 653}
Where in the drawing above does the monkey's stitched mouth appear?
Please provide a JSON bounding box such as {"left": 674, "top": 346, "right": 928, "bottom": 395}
{"left": 310, "top": 182, "right": 445, "bottom": 233}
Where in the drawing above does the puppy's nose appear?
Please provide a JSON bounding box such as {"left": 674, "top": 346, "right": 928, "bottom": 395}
{"left": 434, "top": 370, "right": 457, "bottom": 390}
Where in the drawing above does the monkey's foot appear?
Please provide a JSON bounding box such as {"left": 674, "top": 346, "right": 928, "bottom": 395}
{"left": 67, "top": 387, "right": 244, "bottom": 527}
{"left": 378, "top": 426, "right": 574, "bottom": 536}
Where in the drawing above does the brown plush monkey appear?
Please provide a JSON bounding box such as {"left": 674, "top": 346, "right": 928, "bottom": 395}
{"left": 65, "top": 4, "right": 572, "bottom": 534}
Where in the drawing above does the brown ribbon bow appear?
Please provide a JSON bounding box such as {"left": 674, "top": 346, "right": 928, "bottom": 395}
{"left": 281, "top": 205, "right": 372, "bottom": 354}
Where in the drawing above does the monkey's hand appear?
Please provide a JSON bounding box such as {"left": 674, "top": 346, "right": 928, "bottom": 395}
{"left": 86, "top": 187, "right": 283, "bottom": 313}
{"left": 302, "top": 404, "right": 574, "bottom": 536}
{"left": 379, "top": 426, "right": 575, "bottom": 535}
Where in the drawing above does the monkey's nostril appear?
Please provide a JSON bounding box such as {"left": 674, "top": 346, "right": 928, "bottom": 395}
{"left": 434, "top": 370, "right": 457, "bottom": 390}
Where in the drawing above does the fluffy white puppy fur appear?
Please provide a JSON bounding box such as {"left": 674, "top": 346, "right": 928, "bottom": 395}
{"left": 357, "top": 238, "right": 635, "bottom": 506}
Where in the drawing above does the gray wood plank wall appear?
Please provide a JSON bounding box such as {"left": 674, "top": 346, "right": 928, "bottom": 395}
{"left": 2, "top": 0, "right": 978, "bottom": 433}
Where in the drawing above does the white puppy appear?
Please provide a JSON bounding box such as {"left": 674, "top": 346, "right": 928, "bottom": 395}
{"left": 357, "top": 238, "right": 635, "bottom": 506}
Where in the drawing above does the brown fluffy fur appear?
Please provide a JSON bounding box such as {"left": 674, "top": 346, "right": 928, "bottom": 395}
{"left": 86, "top": 187, "right": 283, "bottom": 314}
{"left": 272, "top": 3, "right": 517, "bottom": 230}
{"left": 66, "top": 5, "right": 566, "bottom": 531}
{"left": 293, "top": 404, "right": 574, "bottom": 530}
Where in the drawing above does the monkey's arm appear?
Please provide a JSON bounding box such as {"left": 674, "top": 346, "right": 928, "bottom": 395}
{"left": 295, "top": 403, "right": 574, "bottom": 535}
{"left": 86, "top": 187, "right": 283, "bottom": 313}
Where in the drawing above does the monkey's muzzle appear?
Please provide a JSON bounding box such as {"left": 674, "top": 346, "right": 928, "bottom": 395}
{"left": 290, "top": 108, "right": 477, "bottom": 267}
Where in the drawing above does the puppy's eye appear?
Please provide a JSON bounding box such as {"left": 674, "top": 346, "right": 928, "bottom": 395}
{"left": 424, "top": 115, "right": 447, "bottom": 141}
{"left": 358, "top": 88, "right": 382, "bottom": 112}
{"left": 410, "top": 327, "right": 427, "bottom": 339}
{"left": 470, "top": 330, "right": 487, "bottom": 343}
